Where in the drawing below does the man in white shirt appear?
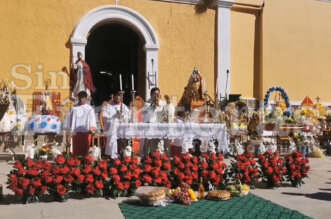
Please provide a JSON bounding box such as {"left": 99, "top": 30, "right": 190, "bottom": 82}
{"left": 103, "top": 92, "right": 130, "bottom": 159}
{"left": 141, "top": 87, "right": 171, "bottom": 156}
{"left": 67, "top": 91, "right": 97, "bottom": 157}
{"left": 142, "top": 87, "right": 166, "bottom": 123}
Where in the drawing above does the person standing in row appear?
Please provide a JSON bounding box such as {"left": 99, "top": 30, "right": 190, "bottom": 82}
{"left": 103, "top": 91, "right": 130, "bottom": 159}
{"left": 67, "top": 91, "right": 97, "bottom": 157}
{"left": 141, "top": 87, "right": 170, "bottom": 156}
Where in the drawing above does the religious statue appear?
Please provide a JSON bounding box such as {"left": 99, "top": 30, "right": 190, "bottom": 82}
{"left": 179, "top": 68, "right": 205, "bottom": 111}
{"left": 207, "top": 140, "right": 216, "bottom": 154}
{"left": 231, "top": 139, "right": 244, "bottom": 155}
{"left": 0, "top": 81, "right": 18, "bottom": 133}
{"left": 157, "top": 140, "right": 165, "bottom": 154}
{"left": 248, "top": 111, "right": 261, "bottom": 136}
{"left": 124, "top": 140, "right": 132, "bottom": 157}
{"left": 26, "top": 143, "right": 35, "bottom": 159}
{"left": 288, "top": 140, "right": 297, "bottom": 153}
{"left": 307, "top": 136, "right": 317, "bottom": 152}
{"left": 182, "top": 140, "right": 192, "bottom": 154}
{"left": 41, "top": 80, "right": 53, "bottom": 115}
{"left": 266, "top": 142, "right": 277, "bottom": 153}
{"left": 71, "top": 52, "right": 94, "bottom": 99}
{"left": 91, "top": 145, "right": 101, "bottom": 161}
{"left": 258, "top": 141, "right": 266, "bottom": 155}
{"left": 51, "top": 143, "right": 62, "bottom": 159}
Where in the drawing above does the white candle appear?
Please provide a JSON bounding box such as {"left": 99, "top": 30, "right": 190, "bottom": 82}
{"left": 131, "top": 74, "right": 135, "bottom": 91}
{"left": 119, "top": 74, "right": 122, "bottom": 91}
{"left": 204, "top": 78, "right": 207, "bottom": 92}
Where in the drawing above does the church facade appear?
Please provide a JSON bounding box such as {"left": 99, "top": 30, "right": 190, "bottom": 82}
{"left": 1, "top": 0, "right": 331, "bottom": 112}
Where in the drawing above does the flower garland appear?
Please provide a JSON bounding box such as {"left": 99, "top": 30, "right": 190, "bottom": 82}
{"left": 263, "top": 87, "right": 292, "bottom": 117}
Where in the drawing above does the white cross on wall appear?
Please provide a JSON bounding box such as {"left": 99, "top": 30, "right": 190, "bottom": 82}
{"left": 115, "top": 0, "right": 120, "bottom": 5}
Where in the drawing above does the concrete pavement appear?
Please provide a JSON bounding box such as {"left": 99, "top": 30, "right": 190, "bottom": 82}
{"left": 0, "top": 157, "right": 330, "bottom": 219}
{"left": 250, "top": 157, "right": 331, "bottom": 219}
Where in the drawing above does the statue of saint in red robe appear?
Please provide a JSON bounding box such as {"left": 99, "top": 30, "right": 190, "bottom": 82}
{"left": 70, "top": 52, "right": 94, "bottom": 99}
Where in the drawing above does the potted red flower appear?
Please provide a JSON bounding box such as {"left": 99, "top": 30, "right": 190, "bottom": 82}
{"left": 284, "top": 151, "right": 310, "bottom": 187}
{"left": 229, "top": 152, "right": 259, "bottom": 187}
{"left": 108, "top": 156, "right": 142, "bottom": 197}
{"left": 7, "top": 158, "right": 50, "bottom": 203}
{"left": 258, "top": 151, "right": 286, "bottom": 188}
{"left": 200, "top": 152, "right": 227, "bottom": 190}
{"left": 171, "top": 153, "right": 199, "bottom": 189}
{"left": 140, "top": 152, "right": 171, "bottom": 188}
{"left": 47, "top": 155, "right": 72, "bottom": 201}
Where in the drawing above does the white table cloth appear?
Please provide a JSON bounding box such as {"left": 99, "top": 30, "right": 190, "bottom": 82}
{"left": 105, "top": 122, "right": 229, "bottom": 154}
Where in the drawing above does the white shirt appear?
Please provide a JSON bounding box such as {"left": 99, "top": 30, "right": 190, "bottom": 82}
{"left": 103, "top": 103, "right": 131, "bottom": 126}
{"left": 68, "top": 104, "right": 96, "bottom": 133}
{"left": 142, "top": 99, "right": 166, "bottom": 123}
{"left": 103, "top": 102, "right": 131, "bottom": 159}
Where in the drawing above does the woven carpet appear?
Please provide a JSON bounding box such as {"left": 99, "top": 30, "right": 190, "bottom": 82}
{"left": 119, "top": 194, "right": 311, "bottom": 219}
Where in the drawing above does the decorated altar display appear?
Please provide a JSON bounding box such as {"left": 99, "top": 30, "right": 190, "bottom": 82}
{"left": 224, "top": 100, "right": 249, "bottom": 135}
{"left": 263, "top": 86, "right": 292, "bottom": 127}
{"left": 0, "top": 80, "right": 27, "bottom": 153}
{"left": 27, "top": 82, "right": 63, "bottom": 137}
{"left": 0, "top": 80, "right": 27, "bottom": 134}
{"left": 216, "top": 85, "right": 331, "bottom": 159}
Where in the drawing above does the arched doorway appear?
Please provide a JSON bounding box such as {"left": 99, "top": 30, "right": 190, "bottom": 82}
{"left": 85, "top": 23, "right": 145, "bottom": 106}
{"left": 71, "top": 5, "right": 159, "bottom": 102}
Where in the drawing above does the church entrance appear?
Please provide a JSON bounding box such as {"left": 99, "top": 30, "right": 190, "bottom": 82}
{"left": 86, "top": 23, "right": 145, "bottom": 106}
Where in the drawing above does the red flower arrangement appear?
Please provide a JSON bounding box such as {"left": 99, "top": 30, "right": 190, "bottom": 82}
{"left": 284, "top": 151, "right": 310, "bottom": 187}
{"left": 229, "top": 152, "right": 259, "bottom": 186}
{"left": 258, "top": 151, "right": 287, "bottom": 188}
{"left": 79, "top": 155, "right": 109, "bottom": 197}
{"left": 47, "top": 155, "right": 73, "bottom": 201}
{"left": 108, "top": 156, "right": 142, "bottom": 197}
{"left": 141, "top": 152, "right": 172, "bottom": 188}
{"left": 171, "top": 153, "right": 199, "bottom": 188}
{"left": 7, "top": 150, "right": 311, "bottom": 204}
{"left": 8, "top": 158, "right": 51, "bottom": 203}
{"left": 200, "top": 152, "right": 227, "bottom": 190}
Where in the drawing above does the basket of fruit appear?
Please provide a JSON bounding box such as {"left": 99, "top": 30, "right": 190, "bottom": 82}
{"left": 167, "top": 182, "right": 197, "bottom": 205}
{"left": 227, "top": 180, "right": 250, "bottom": 197}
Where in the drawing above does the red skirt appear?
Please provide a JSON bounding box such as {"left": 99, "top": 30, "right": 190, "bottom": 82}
{"left": 72, "top": 132, "right": 92, "bottom": 157}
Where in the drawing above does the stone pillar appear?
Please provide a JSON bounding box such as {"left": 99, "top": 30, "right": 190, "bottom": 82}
{"left": 217, "top": 0, "right": 234, "bottom": 101}
{"left": 144, "top": 44, "right": 159, "bottom": 100}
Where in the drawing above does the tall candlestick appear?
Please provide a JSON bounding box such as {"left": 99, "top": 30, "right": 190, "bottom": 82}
{"left": 131, "top": 74, "right": 134, "bottom": 91}
{"left": 119, "top": 74, "right": 122, "bottom": 91}
{"left": 204, "top": 78, "right": 206, "bottom": 93}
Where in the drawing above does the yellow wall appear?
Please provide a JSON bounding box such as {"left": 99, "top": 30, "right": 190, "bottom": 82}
{"left": 231, "top": 0, "right": 331, "bottom": 103}
{"left": 0, "top": 0, "right": 216, "bottom": 112}
{"left": 231, "top": 8, "right": 257, "bottom": 98}
{"left": 263, "top": 0, "right": 331, "bottom": 103}
{"left": 2, "top": 0, "right": 331, "bottom": 111}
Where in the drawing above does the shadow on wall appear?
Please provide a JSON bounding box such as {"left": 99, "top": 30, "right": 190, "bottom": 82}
{"left": 194, "top": 0, "right": 216, "bottom": 14}
{"left": 282, "top": 192, "right": 331, "bottom": 202}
